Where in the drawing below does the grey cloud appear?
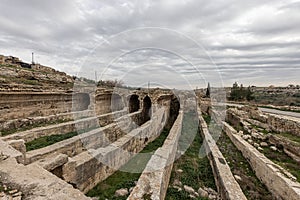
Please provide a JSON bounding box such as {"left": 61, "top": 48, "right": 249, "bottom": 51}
{"left": 0, "top": 0, "right": 299, "bottom": 88}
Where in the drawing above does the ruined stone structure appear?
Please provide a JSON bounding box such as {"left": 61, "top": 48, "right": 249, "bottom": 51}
{"left": 0, "top": 89, "right": 300, "bottom": 199}
{"left": 1, "top": 56, "right": 300, "bottom": 199}
{"left": 223, "top": 122, "right": 300, "bottom": 200}
{"left": 0, "top": 86, "right": 181, "bottom": 199}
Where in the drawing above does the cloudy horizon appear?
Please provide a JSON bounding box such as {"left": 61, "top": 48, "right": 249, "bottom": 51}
{"left": 0, "top": 0, "right": 299, "bottom": 89}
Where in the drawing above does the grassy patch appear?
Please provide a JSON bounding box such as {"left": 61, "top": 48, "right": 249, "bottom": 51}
{"left": 22, "top": 79, "right": 40, "bottom": 85}
{"left": 167, "top": 187, "right": 207, "bottom": 200}
{"left": 25, "top": 126, "right": 96, "bottom": 151}
{"left": 25, "top": 131, "right": 78, "bottom": 151}
{"left": 250, "top": 124, "right": 270, "bottom": 135}
{"left": 86, "top": 170, "right": 139, "bottom": 200}
{"left": 166, "top": 111, "right": 215, "bottom": 200}
{"left": 87, "top": 128, "right": 171, "bottom": 200}
{"left": 262, "top": 147, "right": 300, "bottom": 182}
{"left": 25, "top": 127, "right": 97, "bottom": 151}
{"left": 202, "top": 114, "right": 211, "bottom": 124}
{"left": 278, "top": 132, "right": 300, "bottom": 144}
{"left": 0, "top": 182, "right": 3, "bottom": 192}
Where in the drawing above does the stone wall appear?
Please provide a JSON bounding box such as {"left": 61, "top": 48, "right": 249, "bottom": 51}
{"left": 223, "top": 122, "right": 300, "bottom": 200}
{"left": 0, "top": 92, "right": 74, "bottom": 109}
{"left": 199, "top": 98, "right": 211, "bottom": 115}
{"left": 269, "top": 135, "right": 300, "bottom": 164}
{"left": 128, "top": 110, "right": 183, "bottom": 200}
{"left": 198, "top": 109, "right": 247, "bottom": 200}
{"left": 0, "top": 109, "right": 94, "bottom": 133}
{"left": 95, "top": 93, "right": 125, "bottom": 115}
{"left": 267, "top": 114, "right": 300, "bottom": 136}
{"left": 227, "top": 107, "right": 300, "bottom": 136}
{"left": 0, "top": 92, "right": 91, "bottom": 121}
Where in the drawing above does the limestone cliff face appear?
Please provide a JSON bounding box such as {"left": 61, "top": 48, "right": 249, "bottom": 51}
{"left": 0, "top": 54, "right": 74, "bottom": 92}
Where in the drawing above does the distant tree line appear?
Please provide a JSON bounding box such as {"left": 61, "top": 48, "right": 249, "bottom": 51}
{"left": 71, "top": 76, "right": 125, "bottom": 88}
{"left": 97, "top": 79, "right": 124, "bottom": 88}
{"left": 229, "top": 82, "right": 254, "bottom": 101}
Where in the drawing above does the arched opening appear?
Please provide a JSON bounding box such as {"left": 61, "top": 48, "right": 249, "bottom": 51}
{"left": 142, "top": 96, "right": 152, "bottom": 122}
{"left": 166, "top": 95, "right": 180, "bottom": 129}
{"left": 129, "top": 95, "right": 140, "bottom": 113}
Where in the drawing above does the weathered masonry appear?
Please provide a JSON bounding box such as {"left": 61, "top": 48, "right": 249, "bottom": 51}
{"left": 1, "top": 90, "right": 300, "bottom": 199}
{"left": 0, "top": 89, "right": 182, "bottom": 199}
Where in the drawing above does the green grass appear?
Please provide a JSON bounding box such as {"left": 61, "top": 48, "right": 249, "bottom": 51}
{"left": 202, "top": 114, "right": 211, "bottom": 124}
{"left": 87, "top": 170, "right": 140, "bottom": 200}
{"left": 22, "top": 79, "right": 40, "bottom": 85}
{"left": 25, "top": 131, "right": 78, "bottom": 151}
{"left": 25, "top": 126, "right": 97, "bottom": 151}
{"left": 142, "top": 128, "right": 170, "bottom": 153}
{"left": 250, "top": 124, "right": 270, "bottom": 135}
{"left": 278, "top": 132, "right": 300, "bottom": 144}
{"left": 167, "top": 188, "right": 207, "bottom": 200}
{"left": 166, "top": 111, "right": 215, "bottom": 200}
{"left": 262, "top": 146, "right": 300, "bottom": 182}
{"left": 86, "top": 128, "right": 171, "bottom": 200}
{"left": 0, "top": 182, "right": 3, "bottom": 192}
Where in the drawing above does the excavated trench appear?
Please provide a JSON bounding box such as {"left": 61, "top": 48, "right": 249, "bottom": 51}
{"left": 24, "top": 110, "right": 144, "bottom": 164}
{"left": 235, "top": 119, "right": 300, "bottom": 183}
{"left": 226, "top": 107, "right": 300, "bottom": 183}
{"left": 166, "top": 110, "right": 217, "bottom": 200}
{"left": 205, "top": 114, "right": 273, "bottom": 200}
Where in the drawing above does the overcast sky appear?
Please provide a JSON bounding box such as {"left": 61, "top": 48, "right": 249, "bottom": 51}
{"left": 0, "top": 0, "right": 299, "bottom": 89}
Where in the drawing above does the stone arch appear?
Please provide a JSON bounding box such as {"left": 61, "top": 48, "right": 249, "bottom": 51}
{"left": 142, "top": 95, "right": 152, "bottom": 122}
{"left": 128, "top": 94, "right": 140, "bottom": 113}
{"left": 166, "top": 95, "right": 180, "bottom": 129}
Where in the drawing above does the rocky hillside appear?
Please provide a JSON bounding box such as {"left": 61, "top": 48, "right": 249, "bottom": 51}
{"left": 0, "top": 54, "right": 75, "bottom": 92}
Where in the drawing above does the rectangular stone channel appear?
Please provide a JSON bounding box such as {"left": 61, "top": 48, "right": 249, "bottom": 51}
{"left": 227, "top": 108, "right": 300, "bottom": 177}
{"left": 198, "top": 110, "right": 247, "bottom": 200}
{"left": 223, "top": 122, "right": 300, "bottom": 200}
{"left": 25, "top": 111, "right": 143, "bottom": 164}
{"left": 0, "top": 109, "right": 94, "bottom": 135}
{"left": 62, "top": 107, "right": 168, "bottom": 193}
{"left": 2, "top": 109, "right": 128, "bottom": 143}
{"left": 128, "top": 110, "right": 183, "bottom": 200}
{"left": 165, "top": 111, "right": 217, "bottom": 200}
